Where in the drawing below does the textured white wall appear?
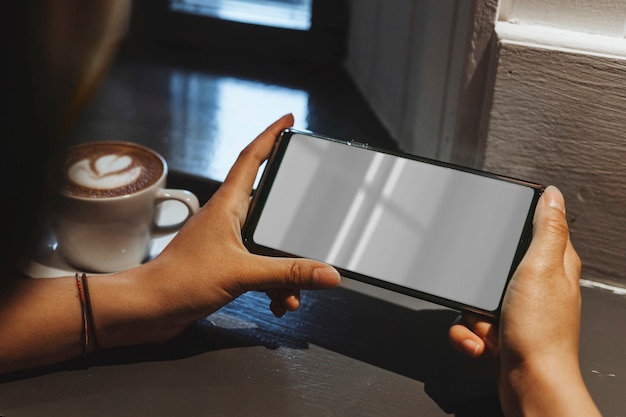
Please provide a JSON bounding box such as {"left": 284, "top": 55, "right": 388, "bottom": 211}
{"left": 482, "top": 41, "right": 626, "bottom": 286}
{"left": 481, "top": 2, "right": 626, "bottom": 285}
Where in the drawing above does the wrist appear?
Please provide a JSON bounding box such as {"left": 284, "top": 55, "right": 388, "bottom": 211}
{"left": 500, "top": 355, "right": 600, "bottom": 417}
{"left": 86, "top": 263, "right": 182, "bottom": 350}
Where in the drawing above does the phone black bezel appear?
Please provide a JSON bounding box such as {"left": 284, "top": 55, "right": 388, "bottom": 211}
{"left": 242, "top": 128, "right": 545, "bottom": 317}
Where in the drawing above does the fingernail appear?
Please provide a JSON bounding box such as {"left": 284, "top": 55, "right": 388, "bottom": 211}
{"left": 280, "top": 113, "right": 294, "bottom": 122}
{"left": 313, "top": 267, "right": 341, "bottom": 286}
{"left": 544, "top": 185, "right": 565, "bottom": 214}
{"left": 462, "top": 339, "right": 481, "bottom": 357}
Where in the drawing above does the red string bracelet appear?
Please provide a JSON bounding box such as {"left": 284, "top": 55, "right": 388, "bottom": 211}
{"left": 75, "top": 273, "right": 99, "bottom": 355}
{"left": 75, "top": 273, "right": 89, "bottom": 356}
{"left": 81, "top": 272, "right": 99, "bottom": 351}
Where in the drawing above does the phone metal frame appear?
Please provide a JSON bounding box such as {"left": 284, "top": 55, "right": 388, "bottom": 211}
{"left": 243, "top": 128, "right": 545, "bottom": 317}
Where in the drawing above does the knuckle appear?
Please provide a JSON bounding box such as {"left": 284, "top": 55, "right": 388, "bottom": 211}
{"left": 286, "top": 262, "right": 304, "bottom": 287}
{"left": 238, "top": 142, "right": 264, "bottom": 164}
{"left": 544, "top": 215, "right": 570, "bottom": 237}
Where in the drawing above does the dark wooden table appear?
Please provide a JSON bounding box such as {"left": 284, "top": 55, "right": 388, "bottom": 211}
{"left": 1, "top": 45, "right": 624, "bottom": 416}
{"left": 0, "top": 283, "right": 504, "bottom": 416}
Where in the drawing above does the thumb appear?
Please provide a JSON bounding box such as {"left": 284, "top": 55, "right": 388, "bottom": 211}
{"left": 513, "top": 185, "right": 571, "bottom": 287}
{"left": 527, "top": 185, "right": 570, "bottom": 260}
{"left": 248, "top": 256, "right": 341, "bottom": 291}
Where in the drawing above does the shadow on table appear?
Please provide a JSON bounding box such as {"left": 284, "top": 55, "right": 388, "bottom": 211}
{"left": 0, "top": 287, "right": 503, "bottom": 416}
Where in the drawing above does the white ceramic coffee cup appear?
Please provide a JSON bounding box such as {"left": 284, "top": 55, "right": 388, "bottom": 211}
{"left": 48, "top": 141, "right": 200, "bottom": 273}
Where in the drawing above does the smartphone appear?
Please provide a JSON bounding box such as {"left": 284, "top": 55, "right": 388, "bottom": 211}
{"left": 243, "top": 129, "right": 544, "bottom": 316}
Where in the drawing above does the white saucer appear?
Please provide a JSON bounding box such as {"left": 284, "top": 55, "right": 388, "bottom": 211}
{"left": 21, "top": 200, "right": 187, "bottom": 278}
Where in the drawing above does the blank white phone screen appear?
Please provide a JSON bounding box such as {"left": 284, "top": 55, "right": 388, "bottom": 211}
{"left": 253, "top": 134, "right": 536, "bottom": 311}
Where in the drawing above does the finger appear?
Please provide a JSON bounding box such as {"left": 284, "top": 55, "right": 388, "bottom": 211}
{"left": 265, "top": 288, "right": 300, "bottom": 306}
{"left": 282, "top": 289, "right": 301, "bottom": 311}
{"left": 449, "top": 322, "right": 485, "bottom": 358}
{"left": 513, "top": 186, "right": 572, "bottom": 294}
{"left": 246, "top": 256, "right": 341, "bottom": 292}
{"left": 267, "top": 289, "right": 301, "bottom": 317}
{"left": 270, "top": 299, "right": 287, "bottom": 318}
{"left": 222, "top": 113, "right": 294, "bottom": 197}
{"left": 526, "top": 185, "right": 570, "bottom": 262}
{"left": 449, "top": 313, "right": 497, "bottom": 358}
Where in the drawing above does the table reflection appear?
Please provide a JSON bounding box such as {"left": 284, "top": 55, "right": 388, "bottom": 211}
{"left": 169, "top": 73, "right": 309, "bottom": 182}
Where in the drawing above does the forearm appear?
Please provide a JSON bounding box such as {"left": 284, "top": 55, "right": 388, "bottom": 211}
{"left": 0, "top": 266, "right": 173, "bottom": 374}
{"left": 0, "top": 276, "right": 84, "bottom": 373}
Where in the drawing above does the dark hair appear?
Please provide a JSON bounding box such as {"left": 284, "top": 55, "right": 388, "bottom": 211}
{"left": 2, "top": 2, "right": 58, "bottom": 278}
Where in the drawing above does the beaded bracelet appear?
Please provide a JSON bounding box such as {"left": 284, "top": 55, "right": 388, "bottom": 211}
{"left": 75, "top": 273, "right": 99, "bottom": 355}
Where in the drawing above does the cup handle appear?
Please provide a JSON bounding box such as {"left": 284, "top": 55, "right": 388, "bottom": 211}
{"left": 152, "top": 188, "right": 200, "bottom": 235}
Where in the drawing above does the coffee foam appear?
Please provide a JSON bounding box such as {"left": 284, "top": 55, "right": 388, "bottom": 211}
{"left": 69, "top": 155, "right": 142, "bottom": 190}
{"left": 56, "top": 142, "right": 164, "bottom": 198}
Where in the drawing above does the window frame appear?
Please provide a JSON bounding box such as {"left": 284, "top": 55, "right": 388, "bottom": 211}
{"left": 128, "top": 0, "right": 349, "bottom": 66}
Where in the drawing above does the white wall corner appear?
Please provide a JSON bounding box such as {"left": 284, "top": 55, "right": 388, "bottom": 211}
{"left": 495, "top": 21, "right": 626, "bottom": 61}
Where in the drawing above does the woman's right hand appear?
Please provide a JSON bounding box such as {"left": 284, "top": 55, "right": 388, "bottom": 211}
{"left": 449, "top": 186, "right": 601, "bottom": 416}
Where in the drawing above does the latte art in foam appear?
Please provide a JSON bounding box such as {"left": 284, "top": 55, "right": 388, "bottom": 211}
{"left": 55, "top": 142, "right": 164, "bottom": 198}
{"left": 69, "top": 155, "right": 142, "bottom": 190}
